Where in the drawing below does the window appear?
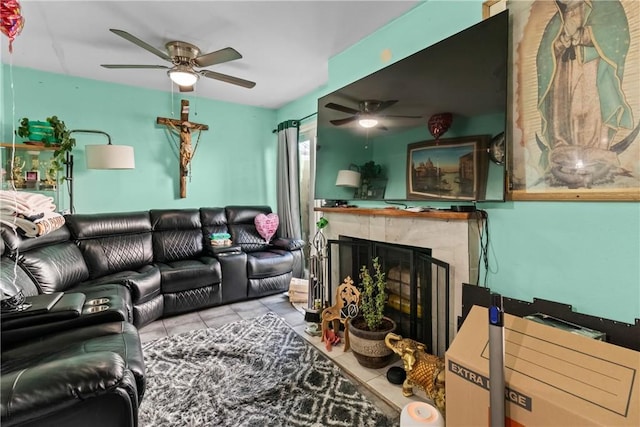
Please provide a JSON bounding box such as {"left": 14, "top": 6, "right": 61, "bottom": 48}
{"left": 298, "top": 121, "right": 317, "bottom": 264}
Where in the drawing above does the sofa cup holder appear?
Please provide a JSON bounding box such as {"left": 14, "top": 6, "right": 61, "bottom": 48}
{"left": 85, "top": 305, "right": 109, "bottom": 313}
{"left": 86, "top": 298, "right": 110, "bottom": 306}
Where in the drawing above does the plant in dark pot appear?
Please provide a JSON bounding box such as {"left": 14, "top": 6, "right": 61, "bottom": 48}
{"left": 348, "top": 257, "right": 397, "bottom": 369}
{"left": 357, "top": 160, "right": 383, "bottom": 199}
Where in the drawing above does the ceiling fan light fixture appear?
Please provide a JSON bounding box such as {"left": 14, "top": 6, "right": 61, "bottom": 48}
{"left": 168, "top": 65, "right": 199, "bottom": 87}
{"left": 358, "top": 117, "right": 378, "bottom": 128}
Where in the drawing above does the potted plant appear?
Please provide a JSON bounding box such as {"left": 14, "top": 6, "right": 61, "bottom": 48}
{"left": 359, "top": 161, "right": 383, "bottom": 183}
{"left": 357, "top": 161, "right": 384, "bottom": 199}
{"left": 348, "top": 256, "right": 397, "bottom": 368}
{"left": 16, "top": 116, "right": 76, "bottom": 177}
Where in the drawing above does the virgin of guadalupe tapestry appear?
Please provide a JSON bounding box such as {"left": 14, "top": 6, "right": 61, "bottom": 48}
{"left": 509, "top": 0, "right": 640, "bottom": 200}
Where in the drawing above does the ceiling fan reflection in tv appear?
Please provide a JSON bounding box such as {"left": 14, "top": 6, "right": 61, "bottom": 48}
{"left": 325, "top": 100, "right": 421, "bottom": 130}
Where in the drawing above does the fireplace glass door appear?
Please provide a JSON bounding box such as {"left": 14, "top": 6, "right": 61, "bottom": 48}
{"left": 327, "top": 236, "right": 451, "bottom": 356}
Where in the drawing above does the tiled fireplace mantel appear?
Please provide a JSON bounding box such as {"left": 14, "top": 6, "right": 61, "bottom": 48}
{"left": 315, "top": 207, "right": 479, "bottom": 221}
{"left": 315, "top": 207, "right": 481, "bottom": 334}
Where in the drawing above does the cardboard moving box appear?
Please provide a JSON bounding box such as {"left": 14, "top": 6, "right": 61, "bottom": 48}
{"left": 446, "top": 305, "right": 639, "bottom": 426}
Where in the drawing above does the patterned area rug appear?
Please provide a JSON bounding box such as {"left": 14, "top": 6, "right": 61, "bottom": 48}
{"left": 139, "top": 312, "right": 396, "bottom": 426}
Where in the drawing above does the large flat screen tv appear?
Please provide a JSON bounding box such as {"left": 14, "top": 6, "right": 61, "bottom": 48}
{"left": 316, "top": 11, "right": 509, "bottom": 203}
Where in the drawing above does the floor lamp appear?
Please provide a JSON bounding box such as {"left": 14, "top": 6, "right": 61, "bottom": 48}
{"left": 67, "top": 129, "right": 135, "bottom": 213}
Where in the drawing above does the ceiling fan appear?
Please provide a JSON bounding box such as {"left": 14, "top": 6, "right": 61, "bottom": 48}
{"left": 324, "top": 100, "right": 421, "bottom": 130}
{"left": 101, "top": 29, "right": 256, "bottom": 92}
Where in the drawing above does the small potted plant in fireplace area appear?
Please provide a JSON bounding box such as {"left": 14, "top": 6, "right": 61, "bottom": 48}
{"left": 348, "top": 257, "right": 397, "bottom": 369}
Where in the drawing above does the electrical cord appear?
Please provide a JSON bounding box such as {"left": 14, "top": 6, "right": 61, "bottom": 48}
{"left": 475, "top": 209, "right": 490, "bottom": 287}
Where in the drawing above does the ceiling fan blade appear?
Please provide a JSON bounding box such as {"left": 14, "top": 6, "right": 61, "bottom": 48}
{"left": 200, "top": 70, "right": 256, "bottom": 88}
{"left": 194, "top": 47, "right": 242, "bottom": 68}
{"left": 330, "top": 116, "right": 358, "bottom": 126}
{"left": 325, "top": 103, "right": 359, "bottom": 115}
{"left": 376, "top": 100, "right": 398, "bottom": 112}
{"left": 382, "top": 114, "right": 423, "bottom": 119}
{"left": 101, "top": 64, "right": 170, "bottom": 69}
{"left": 109, "top": 29, "right": 171, "bottom": 62}
{"left": 377, "top": 124, "right": 389, "bottom": 131}
{"left": 179, "top": 85, "right": 194, "bottom": 92}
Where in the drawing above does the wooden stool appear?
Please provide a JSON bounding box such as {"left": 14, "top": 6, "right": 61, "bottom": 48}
{"left": 321, "top": 276, "right": 360, "bottom": 351}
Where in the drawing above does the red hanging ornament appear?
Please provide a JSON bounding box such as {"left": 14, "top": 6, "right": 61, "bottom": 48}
{"left": 427, "top": 113, "right": 452, "bottom": 140}
{"left": 1, "top": 0, "right": 25, "bottom": 53}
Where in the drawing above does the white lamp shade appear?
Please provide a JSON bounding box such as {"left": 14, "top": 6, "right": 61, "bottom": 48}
{"left": 85, "top": 145, "right": 135, "bottom": 169}
{"left": 335, "top": 170, "right": 361, "bottom": 188}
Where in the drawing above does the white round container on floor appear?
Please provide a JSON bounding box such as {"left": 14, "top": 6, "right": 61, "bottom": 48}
{"left": 400, "top": 402, "right": 444, "bottom": 427}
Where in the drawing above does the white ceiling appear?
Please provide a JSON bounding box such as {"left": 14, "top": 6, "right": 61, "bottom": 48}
{"left": 2, "top": 1, "right": 420, "bottom": 109}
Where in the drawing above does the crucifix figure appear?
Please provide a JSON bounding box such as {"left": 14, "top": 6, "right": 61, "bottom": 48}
{"left": 157, "top": 100, "right": 209, "bottom": 198}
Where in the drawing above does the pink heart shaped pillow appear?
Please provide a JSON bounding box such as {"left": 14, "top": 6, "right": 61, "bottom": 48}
{"left": 255, "top": 213, "right": 279, "bottom": 242}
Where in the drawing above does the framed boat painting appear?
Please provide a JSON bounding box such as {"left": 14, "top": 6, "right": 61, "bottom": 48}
{"left": 406, "top": 135, "right": 490, "bottom": 201}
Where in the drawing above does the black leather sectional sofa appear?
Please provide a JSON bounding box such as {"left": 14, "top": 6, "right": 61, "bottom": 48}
{"left": 0, "top": 205, "right": 304, "bottom": 427}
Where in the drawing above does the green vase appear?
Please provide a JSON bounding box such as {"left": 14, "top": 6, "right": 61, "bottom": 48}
{"left": 27, "top": 121, "right": 57, "bottom": 143}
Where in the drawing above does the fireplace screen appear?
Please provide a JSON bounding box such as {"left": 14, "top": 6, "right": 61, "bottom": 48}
{"left": 327, "top": 236, "right": 451, "bottom": 356}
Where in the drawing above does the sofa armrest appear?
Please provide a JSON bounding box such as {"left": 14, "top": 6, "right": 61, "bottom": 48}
{"left": 1, "top": 293, "right": 85, "bottom": 331}
{"left": 1, "top": 293, "right": 132, "bottom": 347}
{"left": 205, "top": 245, "right": 242, "bottom": 256}
{"left": 271, "top": 238, "right": 305, "bottom": 251}
{"left": 1, "top": 352, "right": 138, "bottom": 427}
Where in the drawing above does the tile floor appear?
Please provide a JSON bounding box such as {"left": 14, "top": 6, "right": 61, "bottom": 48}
{"left": 138, "top": 292, "right": 433, "bottom": 420}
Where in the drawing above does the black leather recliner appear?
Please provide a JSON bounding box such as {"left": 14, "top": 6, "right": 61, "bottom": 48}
{"left": 150, "top": 209, "right": 222, "bottom": 316}
{"left": 1, "top": 322, "right": 145, "bottom": 427}
{"left": 225, "top": 206, "right": 304, "bottom": 297}
{"left": 0, "top": 238, "right": 142, "bottom": 427}
{"left": 0, "top": 226, "right": 133, "bottom": 339}
{"left": 64, "top": 211, "right": 163, "bottom": 327}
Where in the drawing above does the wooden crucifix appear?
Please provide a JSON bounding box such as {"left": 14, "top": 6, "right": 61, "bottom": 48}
{"left": 157, "top": 99, "right": 209, "bottom": 198}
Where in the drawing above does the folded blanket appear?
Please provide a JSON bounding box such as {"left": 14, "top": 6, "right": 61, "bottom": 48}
{"left": 34, "top": 212, "right": 66, "bottom": 237}
{"left": 0, "top": 211, "right": 65, "bottom": 238}
{"left": 0, "top": 190, "right": 56, "bottom": 218}
{"left": 0, "top": 215, "right": 37, "bottom": 237}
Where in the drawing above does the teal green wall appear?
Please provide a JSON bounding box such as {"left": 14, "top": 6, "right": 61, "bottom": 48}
{"left": 315, "top": 127, "right": 369, "bottom": 200}
{"left": 278, "top": 0, "right": 640, "bottom": 324}
{"left": 1, "top": 66, "right": 277, "bottom": 213}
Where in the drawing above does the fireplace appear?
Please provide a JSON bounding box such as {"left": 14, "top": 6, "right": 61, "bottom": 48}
{"left": 327, "top": 236, "right": 451, "bottom": 357}
{"left": 316, "top": 207, "right": 482, "bottom": 356}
